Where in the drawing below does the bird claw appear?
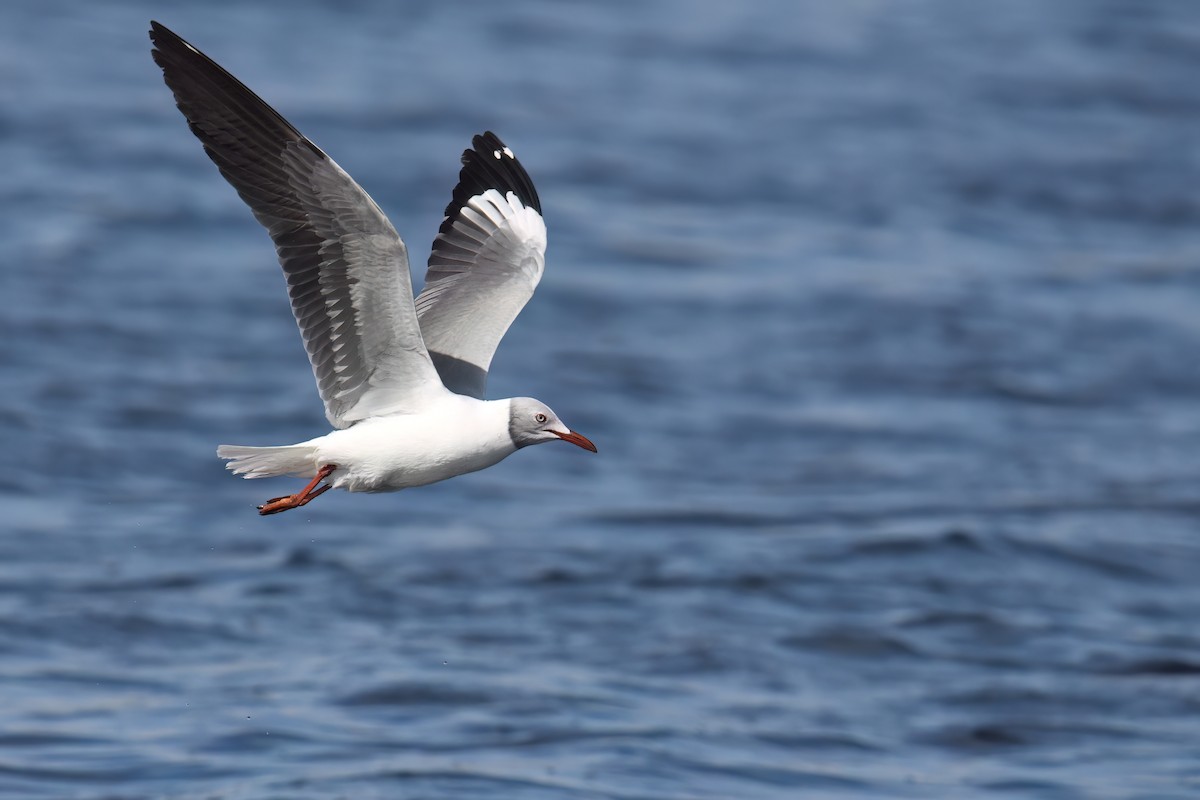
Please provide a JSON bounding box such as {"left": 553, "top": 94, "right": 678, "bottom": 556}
{"left": 255, "top": 465, "right": 337, "bottom": 516}
{"left": 257, "top": 496, "right": 296, "bottom": 515}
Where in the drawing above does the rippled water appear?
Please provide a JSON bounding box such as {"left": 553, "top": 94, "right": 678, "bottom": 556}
{"left": 3, "top": 1, "right": 1200, "bottom": 797}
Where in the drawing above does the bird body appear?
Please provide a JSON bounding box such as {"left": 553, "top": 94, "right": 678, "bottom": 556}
{"left": 220, "top": 395, "right": 516, "bottom": 493}
{"left": 149, "top": 21, "right": 596, "bottom": 514}
{"left": 317, "top": 397, "right": 518, "bottom": 493}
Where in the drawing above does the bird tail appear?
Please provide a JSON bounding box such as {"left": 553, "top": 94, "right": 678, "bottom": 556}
{"left": 217, "top": 444, "right": 318, "bottom": 479}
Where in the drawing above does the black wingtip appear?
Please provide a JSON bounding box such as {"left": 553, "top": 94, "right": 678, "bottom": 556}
{"left": 433, "top": 131, "right": 542, "bottom": 250}
{"left": 148, "top": 21, "right": 322, "bottom": 163}
{"left": 148, "top": 20, "right": 177, "bottom": 49}
{"left": 444, "top": 131, "right": 542, "bottom": 218}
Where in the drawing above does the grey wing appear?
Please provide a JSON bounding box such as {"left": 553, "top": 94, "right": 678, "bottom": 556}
{"left": 150, "top": 22, "right": 445, "bottom": 428}
{"left": 415, "top": 132, "right": 547, "bottom": 399}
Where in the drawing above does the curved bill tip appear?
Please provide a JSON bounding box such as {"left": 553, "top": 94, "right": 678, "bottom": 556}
{"left": 553, "top": 429, "right": 598, "bottom": 453}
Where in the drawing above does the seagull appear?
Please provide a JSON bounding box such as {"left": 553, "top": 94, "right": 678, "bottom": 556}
{"left": 149, "top": 21, "right": 596, "bottom": 515}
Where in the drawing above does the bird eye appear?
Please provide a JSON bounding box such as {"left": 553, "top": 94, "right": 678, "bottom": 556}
{"left": 535, "top": 413, "right": 548, "bottom": 424}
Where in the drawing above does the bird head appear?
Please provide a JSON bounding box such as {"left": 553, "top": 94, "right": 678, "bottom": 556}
{"left": 507, "top": 398, "right": 597, "bottom": 452}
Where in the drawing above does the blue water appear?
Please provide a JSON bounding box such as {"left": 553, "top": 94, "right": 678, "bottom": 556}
{"left": 3, "top": 1, "right": 1200, "bottom": 797}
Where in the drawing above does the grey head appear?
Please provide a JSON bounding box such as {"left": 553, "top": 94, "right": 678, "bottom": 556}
{"left": 507, "top": 398, "right": 597, "bottom": 452}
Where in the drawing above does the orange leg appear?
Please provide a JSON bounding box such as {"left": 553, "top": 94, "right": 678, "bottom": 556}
{"left": 257, "top": 464, "right": 338, "bottom": 516}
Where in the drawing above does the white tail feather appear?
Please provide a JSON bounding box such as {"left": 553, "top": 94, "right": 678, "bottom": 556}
{"left": 217, "top": 444, "right": 318, "bottom": 479}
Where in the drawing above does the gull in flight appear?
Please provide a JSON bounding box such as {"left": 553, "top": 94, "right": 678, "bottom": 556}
{"left": 149, "top": 21, "right": 596, "bottom": 515}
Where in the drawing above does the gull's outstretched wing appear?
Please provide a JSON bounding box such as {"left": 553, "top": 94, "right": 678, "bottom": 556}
{"left": 415, "top": 133, "right": 547, "bottom": 399}
{"left": 150, "top": 21, "right": 445, "bottom": 428}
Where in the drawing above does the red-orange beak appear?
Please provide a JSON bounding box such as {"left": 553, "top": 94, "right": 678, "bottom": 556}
{"left": 552, "top": 429, "right": 598, "bottom": 453}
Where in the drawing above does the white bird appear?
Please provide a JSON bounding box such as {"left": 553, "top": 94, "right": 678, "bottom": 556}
{"left": 149, "top": 21, "right": 596, "bottom": 515}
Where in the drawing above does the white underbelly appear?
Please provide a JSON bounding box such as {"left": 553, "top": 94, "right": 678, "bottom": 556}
{"left": 362, "top": 446, "right": 511, "bottom": 492}
{"left": 310, "top": 404, "right": 516, "bottom": 493}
